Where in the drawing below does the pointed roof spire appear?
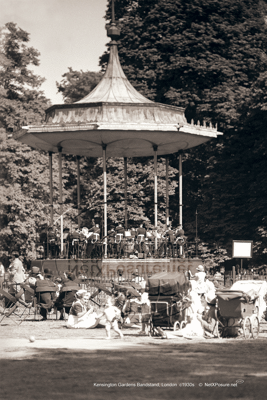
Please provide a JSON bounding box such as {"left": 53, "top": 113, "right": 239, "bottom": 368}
{"left": 15, "top": 0, "right": 223, "bottom": 158}
{"left": 75, "top": 0, "right": 153, "bottom": 104}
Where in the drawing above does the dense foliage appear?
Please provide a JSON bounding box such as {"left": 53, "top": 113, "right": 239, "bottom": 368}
{"left": 101, "top": 0, "right": 267, "bottom": 265}
{"left": 0, "top": 23, "right": 51, "bottom": 264}
{"left": 56, "top": 68, "right": 103, "bottom": 103}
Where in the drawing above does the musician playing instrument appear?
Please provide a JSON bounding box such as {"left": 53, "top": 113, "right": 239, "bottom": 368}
{"left": 115, "top": 223, "right": 125, "bottom": 258}
{"left": 163, "top": 224, "right": 175, "bottom": 258}
{"left": 62, "top": 228, "right": 70, "bottom": 259}
{"left": 107, "top": 226, "right": 116, "bottom": 258}
{"left": 86, "top": 223, "right": 100, "bottom": 258}
{"left": 93, "top": 224, "right": 102, "bottom": 257}
{"left": 175, "top": 224, "right": 186, "bottom": 257}
{"left": 136, "top": 223, "right": 146, "bottom": 254}
{"left": 47, "top": 227, "right": 58, "bottom": 258}
{"left": 70, "top": 229, "right": 82, "bottom": 259}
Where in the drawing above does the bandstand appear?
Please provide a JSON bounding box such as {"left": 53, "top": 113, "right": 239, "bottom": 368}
{"left": 15, "top": 1, "right": 223, "bottom": 279}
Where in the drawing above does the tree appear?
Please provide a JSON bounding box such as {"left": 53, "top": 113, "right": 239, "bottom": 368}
{"left": 0, "top": 23, "right": 49, "bottom": 131}
{"left": 0, "top": 23, "right": 52, "bottom": 263}
{"left": 100, "top": 0, "right": 267, "bottom": 264}
{"left": 56, "top": 68, "right": 103, "bottom": 103}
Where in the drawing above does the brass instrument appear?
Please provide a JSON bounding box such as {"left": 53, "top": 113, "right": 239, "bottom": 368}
{"left": 175, "top": 236, "right": 185, "bottom": 245}
{"left": 115, "top": 233, "right": 123, "bottom": 244}
{"left": 91, "top": 233, "right": 100, "bottom": 244}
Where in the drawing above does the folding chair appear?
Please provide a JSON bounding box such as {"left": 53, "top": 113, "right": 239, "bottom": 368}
{"left": 21, "top": 283, "right": 36, "bottom": 319}
{"left": 0, "top": 288, "right": 32, "bottom": 325}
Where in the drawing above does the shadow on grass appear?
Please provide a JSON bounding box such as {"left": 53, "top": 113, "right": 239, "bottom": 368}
{"left": 1, "top": 341, "right": 267, "bottom": 400}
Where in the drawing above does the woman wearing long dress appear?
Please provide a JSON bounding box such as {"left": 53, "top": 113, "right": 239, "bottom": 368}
{"left": 168, "top": 283, "right": 204, "bottom": 339}
{"left": 66, "top": 290, "right": 99, "bottom": 329}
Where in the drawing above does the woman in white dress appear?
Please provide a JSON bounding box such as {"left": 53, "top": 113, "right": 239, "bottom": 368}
{"left": 168, "top": 282, "right": 205, "bottom": 339}
{"left": 66, "top": 290, "right": 99, "bottom": 329}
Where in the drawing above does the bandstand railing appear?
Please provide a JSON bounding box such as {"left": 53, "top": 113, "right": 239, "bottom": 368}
{"left": 34, "top": 240, "right": 203, "bottom": 261}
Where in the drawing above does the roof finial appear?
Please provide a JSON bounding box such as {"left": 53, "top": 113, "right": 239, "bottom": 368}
{"left": 112, "top": 0, "right": 115, "bottom": 24}
{"left": 107, "top": 0, "right": 120, "bottom": 40}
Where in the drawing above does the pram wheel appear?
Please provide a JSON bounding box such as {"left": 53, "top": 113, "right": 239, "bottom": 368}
{"left": 216, "top": 321, "right": 224, "bottom": 338}
{"left": 250, "top": 316, "right": 260, "bottom": 339}
{"left": 243, "top": 316, "right": 252, "bottom": 339}
{"left": 173, "top": 321, "right": 180, "bottom": 331}
{"left": 180, "top": 321, "right": 186, "bottom": 330}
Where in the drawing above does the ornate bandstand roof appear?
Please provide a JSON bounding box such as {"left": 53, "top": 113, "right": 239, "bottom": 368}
{"left": 15, "top": 19, "right": 222, "bottom": 157}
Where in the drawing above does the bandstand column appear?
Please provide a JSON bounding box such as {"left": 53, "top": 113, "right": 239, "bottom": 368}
{"left": 179, "top": 151, "right": 183, "bottom": 256}
{"left": 76, "top": 156, "right": 81, "bottom": 229}
{"left": 49, "top": 152, "right": 53, "bottom": 227}
{"left": 154, "top": 145, "right": 158, "bottom": 250}
{"left": 58, "top": 147, "right": 63, "bottom": 254}
{"left": 124, "top": 157, "right": 128, "bottom": 230}
{"left": 102, "top": 145, "right": 107, "bottom": 258}
{"left": 166, "top": 156, "right": 169, "bottom": 226}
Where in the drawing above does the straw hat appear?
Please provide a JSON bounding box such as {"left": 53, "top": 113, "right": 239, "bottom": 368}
{"left": 196, "top": 265, "right": 205, "bottom": 272}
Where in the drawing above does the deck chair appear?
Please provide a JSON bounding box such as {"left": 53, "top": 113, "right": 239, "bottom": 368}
{"left": 20, "top": 283, "right": 36, "bottom": 319}
{"left": 0, "top": 288, "right": 32, "bottom": 325}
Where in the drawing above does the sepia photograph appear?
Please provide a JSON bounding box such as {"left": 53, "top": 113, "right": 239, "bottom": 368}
{"left": 1, "top": 0, "right": 267, "bottom": 399}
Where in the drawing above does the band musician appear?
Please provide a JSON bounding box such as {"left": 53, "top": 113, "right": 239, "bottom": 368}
{"left": 115, "top": 223, "right": 125, "bottom": 258}
{"left": 107, "top": 226, "right": 116, "bottom": 258}
{"left": 86, "top": 223, "right": 101, "bottom": 258}
{"left": 136, "top": 223, "right": 146, "bottom": 254}
{"left": 175, "top": 224, "right": 186, "bottom": 257}
{"left": 47, "top": 227, "right": 59, "bottom": 258}
{"left": 69, "top": 228, "right": 81, "bottom": 259}
{"left": 163, "top": 224, "right": 176, "bottom": 258}
{"left": 62, "top": 227, "right": 70, "bottom": 259}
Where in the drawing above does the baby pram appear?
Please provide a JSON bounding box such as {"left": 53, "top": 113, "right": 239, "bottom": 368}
{"left": 215, "top": 289, "right": 260, "bottom": 339}
{"left": 147, "top": 271, "right": 191, "bottom": 336}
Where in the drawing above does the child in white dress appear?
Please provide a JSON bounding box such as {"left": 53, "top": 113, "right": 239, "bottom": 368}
{"left": 103, "top": 297, "right": 124, "bottom": 339}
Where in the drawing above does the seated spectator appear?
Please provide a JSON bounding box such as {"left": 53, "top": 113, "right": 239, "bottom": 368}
{"left": 196, "top": 297, "right": 217, "bottom": 338}
{"left": 26, "top": 267, "right": 44, "bottom": 290}
{"left": 66, "top": 290, "right": 99, "bottom": 329}
{"left": 54, "top": 272, "right": 79, "bottom": 320}
{"left": 35, "top": 271, "right": 57, "bottom": 321}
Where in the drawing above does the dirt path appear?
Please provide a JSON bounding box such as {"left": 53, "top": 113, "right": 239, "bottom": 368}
{"left": 1, "top": 319, "right": 267, "bottom": 399}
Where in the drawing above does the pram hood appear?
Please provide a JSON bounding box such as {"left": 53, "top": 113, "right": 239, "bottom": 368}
{"left": 147, "top": 271, "right": 189, "bottom": 296}
{"left": 216, "top": 289, "right": 258, "bottom": 303}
